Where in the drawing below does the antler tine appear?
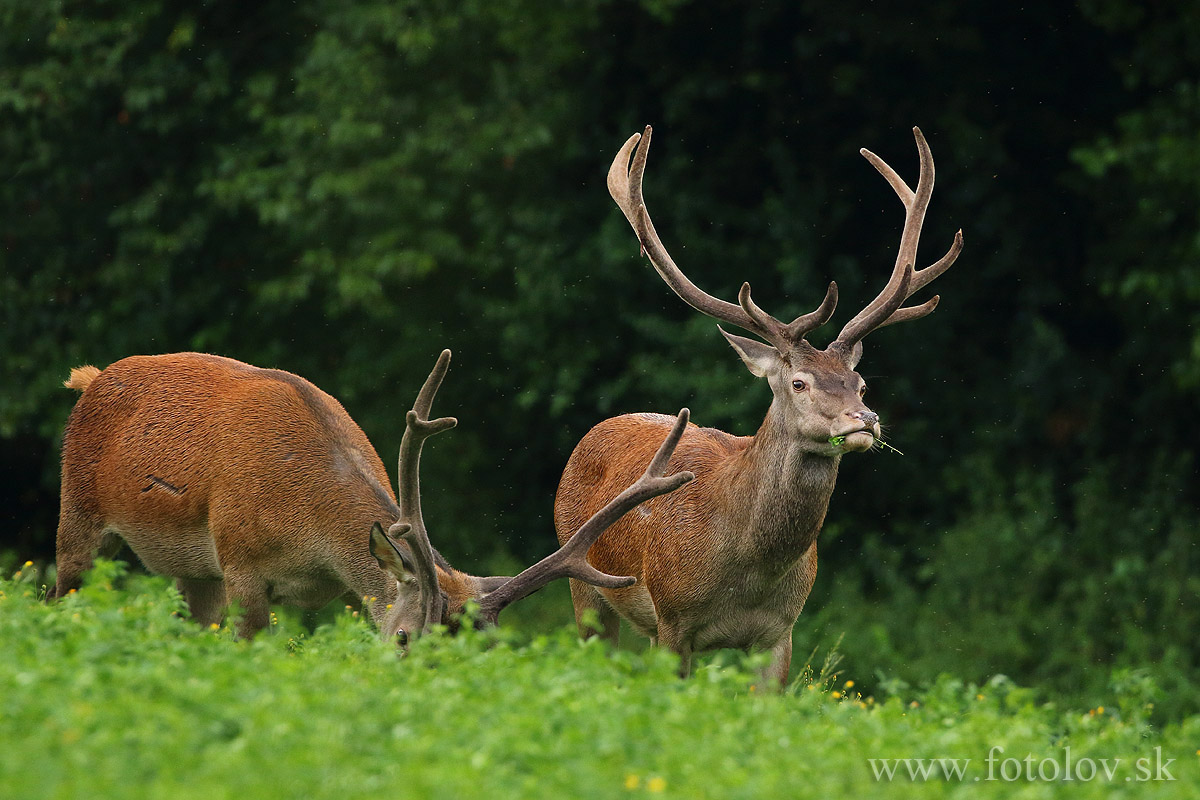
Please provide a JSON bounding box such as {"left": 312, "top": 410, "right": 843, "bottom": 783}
{"left": 476, "top": 409, "right": 696, "bottom": 626}
{"left": 393, "top": 349, "right": 457, "bottom": 632}
{"left": 834, "top": 127, "right": 962, "bottom": 350}
{"left": 607, "top": 130, "right": 645, "bottom": 236}
{"left": 780, "top": 281, "right": 839, "bottom": 342}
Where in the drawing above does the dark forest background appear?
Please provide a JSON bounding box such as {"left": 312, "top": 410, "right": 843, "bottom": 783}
{"left": 2, "top": 1, "right": 1197, "bottom": 714}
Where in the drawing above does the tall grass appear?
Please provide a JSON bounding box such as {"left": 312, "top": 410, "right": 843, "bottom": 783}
{"left": 1, "top": 561, "right": 1196, "bottom": 799}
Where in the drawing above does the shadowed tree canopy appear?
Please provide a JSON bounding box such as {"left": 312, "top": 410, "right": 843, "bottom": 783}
{"left": 2, "top": 0, "right": 1197, "bottom": 712}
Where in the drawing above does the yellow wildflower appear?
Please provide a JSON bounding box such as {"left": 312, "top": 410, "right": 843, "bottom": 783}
{"left": 647, "top": 777, "right": 666, "bottom": 793}
{"left": 624, "top": 774, "right": 640, "bottom": 790}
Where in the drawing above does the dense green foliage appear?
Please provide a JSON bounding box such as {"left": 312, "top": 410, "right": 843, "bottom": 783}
{"left": 2, "top": 0, "right": 1197, "bottom": 722}
{"left": 2, "top": 564, "right": 1198, "bottom": 799}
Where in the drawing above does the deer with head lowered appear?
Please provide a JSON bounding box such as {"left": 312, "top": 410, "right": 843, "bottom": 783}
{"left": 554, "top": 125, "right": 962, "bottom": 683}
{"left": 53, "top": 349, "right": 693, "bottom": 642}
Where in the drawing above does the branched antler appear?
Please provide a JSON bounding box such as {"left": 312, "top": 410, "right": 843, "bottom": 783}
{"left": 609, "top": 127, "right": 837, "bottom": 357}
{"left": 832, "top": 127, "right": 963, "bottom": 353}
{"left": 390, "top": 349, "right": 456, "bottom": 633}
{"left": 610, "top": 125, "right": 962, "bottom": 362}
{"left": 476, "top": 408, "right": 696, "bottom": 625}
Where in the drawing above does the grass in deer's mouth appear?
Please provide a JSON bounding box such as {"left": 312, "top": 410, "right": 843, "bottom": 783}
{"left": 828, "top": 434, "right": 904, "bottom": 455}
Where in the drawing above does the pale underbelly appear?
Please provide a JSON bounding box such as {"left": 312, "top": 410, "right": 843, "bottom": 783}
{"left": 690, "top": 610, "right": 795, "bottom": 652}
{"left": 107, "top": 523, "right": 223, "bottom": 581}
{"left": 267, "top": 577, "right": 348, "bottom": 610}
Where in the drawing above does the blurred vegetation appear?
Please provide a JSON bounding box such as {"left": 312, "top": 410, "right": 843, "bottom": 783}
{"left": 1, "top": 1, "right": 1197, "bottom": 714}
{"left": 2, "top": 563, "right": 1197, "bottom": 799}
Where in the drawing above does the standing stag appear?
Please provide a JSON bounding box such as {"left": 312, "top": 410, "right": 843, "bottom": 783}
{"left": 554, "top": 125, "right": 962, "bottom": 682}
{"left": 54, "top": 350, "right": 693, "bottom": 641}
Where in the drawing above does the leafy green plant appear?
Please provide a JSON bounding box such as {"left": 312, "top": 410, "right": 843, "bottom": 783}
{"left": 2, "top": 562, "right": 1196, "bottom": 799}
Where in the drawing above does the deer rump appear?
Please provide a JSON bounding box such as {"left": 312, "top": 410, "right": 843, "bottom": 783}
{"left": 55, "top": 353, "right": 399, "bottom": 611}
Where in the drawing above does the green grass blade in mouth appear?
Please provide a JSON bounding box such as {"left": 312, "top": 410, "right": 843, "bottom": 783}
{"left": 829, "top": 433, "right": 904, "bottom": 455}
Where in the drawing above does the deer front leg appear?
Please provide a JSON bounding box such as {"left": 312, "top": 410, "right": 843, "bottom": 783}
{"left": 656, "top": 624, "right": 694, "bottom": 678}
{"left": 568, "top": 578, "right": 620, "bottom": 646}
{"left": 176, "top": 578, "right": 227, "bottom": 627}
{"left": 222, "top": 570, "right": 271, "bottom": 638}
{"left": 763, "top": 631, "right": 793, "bottom": 689}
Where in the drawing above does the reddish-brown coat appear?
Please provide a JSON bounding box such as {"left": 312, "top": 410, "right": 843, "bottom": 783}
{"left": 556, "top": 412, "right": 824, "bottom": 677}
{"left": 53, "top": 353, "right": 475, "bottom": 637}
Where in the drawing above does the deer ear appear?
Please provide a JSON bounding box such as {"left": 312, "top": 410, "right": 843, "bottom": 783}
{"left": 719, "top": 326, "right": 780, "bottom": 378}
{"left": 369, "top": 522, "right": 416, "bottom": 579}
{"left": 842, "top": 341, "right": 864, "bottom": 370}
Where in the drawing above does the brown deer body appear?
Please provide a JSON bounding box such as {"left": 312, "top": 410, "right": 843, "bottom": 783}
{"left": 555, "top": 126, "right": 962, "bottom": 683}
{"left": 55, "top": 351, "right": 693, "bottom": 640}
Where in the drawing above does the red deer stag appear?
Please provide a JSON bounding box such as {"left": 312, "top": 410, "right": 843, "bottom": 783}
{"left": 54, "top": 350, "right": 693, "bottom": 641}
{"left": 554, "top": 125, "right": 962, "bottom": 683}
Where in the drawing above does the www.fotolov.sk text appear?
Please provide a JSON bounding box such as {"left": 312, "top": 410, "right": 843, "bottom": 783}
{"left": 869, "top": 746, "right": 1176, "bottom": 783}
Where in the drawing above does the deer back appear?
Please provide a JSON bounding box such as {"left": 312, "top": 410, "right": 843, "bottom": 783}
{"left": 60, "top": 353, "right": 404, "bottom": 598}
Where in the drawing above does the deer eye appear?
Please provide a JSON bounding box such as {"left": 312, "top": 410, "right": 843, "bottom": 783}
{"left": 792, "top": 379, "right": 807, "bottom": 392}
{"left": 859, "top": 385, "right": 867, "bottom": 397}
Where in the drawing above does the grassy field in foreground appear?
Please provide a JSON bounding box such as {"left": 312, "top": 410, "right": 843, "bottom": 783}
{"left": 1, "top": 561, "right": 1197, "bottom": 799}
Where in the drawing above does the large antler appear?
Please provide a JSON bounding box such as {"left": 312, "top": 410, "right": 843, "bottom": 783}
{"left": 476, "top": 408, "right": 696, "bottom": 626}
{"left": 609, "top": 126, "right": 838, "bottom": 356}
{"left": 831, "top": 127, "right": 964, "bottom": 354}
{"left": 390, "top": 349, "right": 457, "bottom": 633}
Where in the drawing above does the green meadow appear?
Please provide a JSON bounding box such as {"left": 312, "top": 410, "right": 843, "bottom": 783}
{"left": 2, "top": 561, "right": 1196, "bottom": 799}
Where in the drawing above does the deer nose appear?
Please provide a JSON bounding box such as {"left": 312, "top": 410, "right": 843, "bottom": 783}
{"left": 849, "top": 409, "right": 879, "bottom": 427}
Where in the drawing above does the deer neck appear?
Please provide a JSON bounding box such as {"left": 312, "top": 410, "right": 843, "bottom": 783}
{"left": 727, "top": 404, "right": 840, "bottom": 566}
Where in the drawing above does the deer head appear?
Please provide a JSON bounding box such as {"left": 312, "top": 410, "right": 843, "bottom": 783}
{"left": 608, "top": 125, "right": 963, "bottom": 455}
{"left": 368, "top": 350, "right": 695, "bottom": 644}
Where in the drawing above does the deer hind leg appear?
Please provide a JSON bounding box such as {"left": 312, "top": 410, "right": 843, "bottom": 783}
{"left": 569, "top": 578, "right": 620, "bottom": 647}
{"left": 176, "top": 579, "right": 227, "bottom": 627}
{"left": 50, "top": 513, "right": 119, "bottom": 600}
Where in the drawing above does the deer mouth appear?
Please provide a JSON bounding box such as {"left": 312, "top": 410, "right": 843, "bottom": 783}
{"left": 829, "top": 429, "right": 875, "bottom": 451}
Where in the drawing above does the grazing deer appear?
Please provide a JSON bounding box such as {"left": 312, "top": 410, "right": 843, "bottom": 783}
{"left": 554, "top": 125, "right": 962, "bottom": 683}
{"left": 54, "top": 349, "right": 693, "bottom": 641}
